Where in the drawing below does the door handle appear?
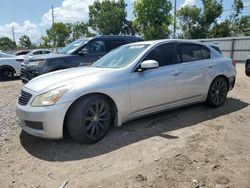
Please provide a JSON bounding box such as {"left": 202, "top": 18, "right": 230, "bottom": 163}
{"left": 206, "top": 64, "right": 213, "bottom": 68}
{"left": 171, "top": 70, "right": 181, "bottom": 76}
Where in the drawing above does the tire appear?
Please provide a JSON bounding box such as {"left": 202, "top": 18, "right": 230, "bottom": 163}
{"left": 66, "top": 95, "right": 111, "bottom": 144}
{"left": 206, "top": 77, "right": 229, "bottom": 107}
{"left": 0, "top": 67, "right": 15, "bottom": 80}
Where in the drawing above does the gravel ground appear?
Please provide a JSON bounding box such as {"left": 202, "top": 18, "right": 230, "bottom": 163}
{"left": 0, "top": 78, "right": 21, "bottom": 150}
{"left": 0, "top": 65, "right": 249, "bottom": 188}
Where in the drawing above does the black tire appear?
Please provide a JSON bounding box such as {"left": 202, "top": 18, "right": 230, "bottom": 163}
{"left": 66, "top": 95, "right": 111, "bottom": 144}
{"left": 206, "top": 77, "right": 229, "bottom": 107}
{"left": 0, "top": 67, "right": 15, "bottom": 80}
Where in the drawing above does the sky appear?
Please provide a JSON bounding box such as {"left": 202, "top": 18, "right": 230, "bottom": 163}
{"left": 0, "top": 0, "right": 249, "bottom": 44}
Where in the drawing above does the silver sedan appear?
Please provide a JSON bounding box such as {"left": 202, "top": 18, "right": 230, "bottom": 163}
{"left": 16, "top": 39, "right": 236, "bottom": 144}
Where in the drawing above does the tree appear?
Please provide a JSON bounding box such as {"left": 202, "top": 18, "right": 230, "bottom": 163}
{"left": 19, "top": 35, "right": 32, "bottom": 49}
{"left": 177, "top": 0, "right": 223, "bottom": 39}
{"left": 0, "top": 37, "right": 16, "bottom": 50}
{"left": 134, "top": 0, "right": 172, "bottom": 40}
{"left": 71, "top": 22, "right": 92, "bottom": 41}
{"left": 46, "top": 22, "right": 71, "bottom": 47}
{"left": 209, "top": 0, "right": 250, "bottom": 37}
{"left": 89, "top": 0, "right": 126, "bottom": 35}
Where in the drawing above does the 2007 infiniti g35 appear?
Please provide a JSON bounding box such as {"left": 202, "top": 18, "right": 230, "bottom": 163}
{"left": 16, "top": 40, "right": 236, "bottom": 144}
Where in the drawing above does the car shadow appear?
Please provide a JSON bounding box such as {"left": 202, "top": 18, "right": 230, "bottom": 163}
{"left": 20, "top": 98, "right": 249, "bottom": 162}
{"left": 0, "top": 76, "right": 20, "bottom": 82}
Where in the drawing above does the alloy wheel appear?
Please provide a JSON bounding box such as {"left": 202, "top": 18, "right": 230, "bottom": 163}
{"left": 83, "top": 100, "right": 110, "bottom": 139}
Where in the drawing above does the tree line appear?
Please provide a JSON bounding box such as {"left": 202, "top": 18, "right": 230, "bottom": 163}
{"left": 0, "top": 0, "right": 249, "bottom": 50}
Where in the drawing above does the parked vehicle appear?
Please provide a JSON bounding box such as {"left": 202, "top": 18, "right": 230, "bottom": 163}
{"left": 20, "top": 35, "right": 143, "bottom": 83}
{"left": 245, "top": 55, "right": 250, "bottom": 76}
{"left": 16, "top": 39, "right": 236, "bottom": 144}
{"left": 0, "top": 53, "right": 24, "bottom": 80}
{"left": 24, "top": 49, "right": 52, "bottom": 59}
{"left": 15, "top": 50, "right": 30, "bottom": 56}
{"left": 0, "top": 58, "right": 22, "bottom": 80}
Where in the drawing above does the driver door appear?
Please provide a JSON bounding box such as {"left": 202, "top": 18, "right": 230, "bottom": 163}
{"left": 78, "top": 40, "right": 107, "bottom": 66}
{"left": 129, "top": 42, "right": 183, "bottom": 117}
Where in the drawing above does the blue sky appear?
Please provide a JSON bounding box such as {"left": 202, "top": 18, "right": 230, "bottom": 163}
{"left": 0, "top": 0, "right": 249, "bottom": 43}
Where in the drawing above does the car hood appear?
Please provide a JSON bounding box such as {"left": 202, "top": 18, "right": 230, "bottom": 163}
{"left": 26, "top": 53, "right": 69, "bottom": 61}
{"left": 24, "top": 66, "right": 116, "bottom": 93}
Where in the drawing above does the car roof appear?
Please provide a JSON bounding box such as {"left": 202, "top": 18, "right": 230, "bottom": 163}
{"left": 94, "top": 35, "right": 143, "bottom": 40}
{"left": 129, "top": 39, "right": 210, "bottom": 46}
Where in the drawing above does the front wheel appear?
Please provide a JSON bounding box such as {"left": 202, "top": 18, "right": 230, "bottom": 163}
{"left": 66, "top": 95, "right": 111, "bottom": 144}
{"left": 206, "top": 77, "right": 229, "bottom": 107}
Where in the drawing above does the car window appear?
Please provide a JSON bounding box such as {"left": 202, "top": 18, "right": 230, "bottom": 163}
{"left": 106, "top": 40, "right": 126, "bottom": 52}
{"left": 42, "top": 50, "right": 50, "bottom": 54}
{"left": 143, "top": 43, "right": 179, "bottom": 67}
{"left": 201, "top": 46, "right": 211, "bottom": 59}
{"left": 91, "top": 44, "right": 149, "bottom": 68}
{"left": 179, "top": 44, "right": 211, "bottom": 62}
{"left": 87, "top": 40, "right": 106, "bottom": 54}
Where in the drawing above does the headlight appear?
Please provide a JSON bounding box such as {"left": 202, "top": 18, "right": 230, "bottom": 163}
{"left": 28, "top": 60, "right": 46, "bottom": 66}
{"left": 31, "top": 85, "right": 73, "bottom": 107}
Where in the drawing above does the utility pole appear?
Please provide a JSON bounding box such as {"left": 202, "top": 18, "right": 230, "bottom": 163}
{"left": 52, "top": 5, "right": 55, "bottom": 26}
{"left": 173, "top": 0, "right": 177, "bottom": 39}
{"left": 12, "top": 26, "right": 16, "bottom": 44}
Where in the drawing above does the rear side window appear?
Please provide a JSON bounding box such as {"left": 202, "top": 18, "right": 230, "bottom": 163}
{"left": 106, "top": 40, "right": 126, "bottom": 52}
{"left": 179, "top": 44, "right": 211, "bottom": 62}
{"left": 143, "top": 43, "right": 179, "bottom": 67}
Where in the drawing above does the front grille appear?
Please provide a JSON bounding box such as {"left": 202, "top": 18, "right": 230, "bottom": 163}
{"left": 18, "top": 90, "right": 32, "bottom": 106}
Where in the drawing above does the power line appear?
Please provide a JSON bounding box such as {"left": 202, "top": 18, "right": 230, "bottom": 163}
{"left": 223, "top": 4, "right": 250, "bottom": 12}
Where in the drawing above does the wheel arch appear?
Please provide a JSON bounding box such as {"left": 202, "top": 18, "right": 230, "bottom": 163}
{"left": 211, "top": 74, "right": 230, "bottom": 88}
{"left": 63, "top": 92, "right": 118, "bottom": 136}
{"left": 0, "top": 65, "right": 16, "bottom": 74}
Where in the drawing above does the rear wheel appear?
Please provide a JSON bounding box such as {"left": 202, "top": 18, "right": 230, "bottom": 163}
{"left": 66, "top": 95, "right": 111, "bottom": 144}
{"left": 0, "top": 67, "right": 15, "bottom": 80}
{"left": 206, "top": 77, "right": 229, "bottom": 107}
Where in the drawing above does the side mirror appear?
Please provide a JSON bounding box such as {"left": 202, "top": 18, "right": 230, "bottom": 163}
{"left": 78, "top": 48, "right": 89, "bottom": 56}
{"left": 139, "top": 60, "right": 159, "bottom": 71}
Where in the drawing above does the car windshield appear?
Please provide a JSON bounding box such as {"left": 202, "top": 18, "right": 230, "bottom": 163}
{"left": 91, "top": 44, "right": 149, "bottom": 68}
{"left": 60, "top": 38, "right": 89, "bottom": 54}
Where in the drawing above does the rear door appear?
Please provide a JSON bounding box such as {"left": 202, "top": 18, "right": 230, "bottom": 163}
{"left": 177, "top": 43, "right": 213, "bottom": 101}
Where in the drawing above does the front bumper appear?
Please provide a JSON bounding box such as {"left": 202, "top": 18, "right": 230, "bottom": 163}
{"left": 21, "top": 65, "right": 40, "bottom": 83}
{"left": 16, "top": 102, "right": 72, "bottom": 139}
{"left": 229, "top": 76, "right": 236, "bottom": 90}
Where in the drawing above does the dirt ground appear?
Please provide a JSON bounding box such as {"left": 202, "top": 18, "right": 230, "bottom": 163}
{"left": 0, "top": 64, "right": 250, "bottom": 188}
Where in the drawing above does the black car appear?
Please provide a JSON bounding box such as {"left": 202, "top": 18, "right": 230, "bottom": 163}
{"left": 246, "top": 57, "right": 250, "bottom": 76}
{"left": 21, "top": 35, "right": 143, "bottom": 83}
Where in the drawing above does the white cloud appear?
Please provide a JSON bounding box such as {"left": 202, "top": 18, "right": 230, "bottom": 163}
{"left": 0, "top": 21, "right": 41, "bottom": 44}
{"left": 41, "top": 0, "right": 96, "bottom": 26}
{"left": 180, "top": 0, "right": 196, "bottom": 8}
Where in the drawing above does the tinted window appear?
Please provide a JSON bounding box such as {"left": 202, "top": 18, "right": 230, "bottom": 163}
{"left": 201, "top": 46, "right": 211, "bottom": 59}
{"left": 179, "top": 44, "right": 211, "bottom": 62}
{"left": 85, "top": 40, "right": 106, "bottom": 54}
{"left": 143, "top": 43, "right": 179, "bottom": 67}
{"left": 106, "top": 40, "right": 126, "bottom": 52}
